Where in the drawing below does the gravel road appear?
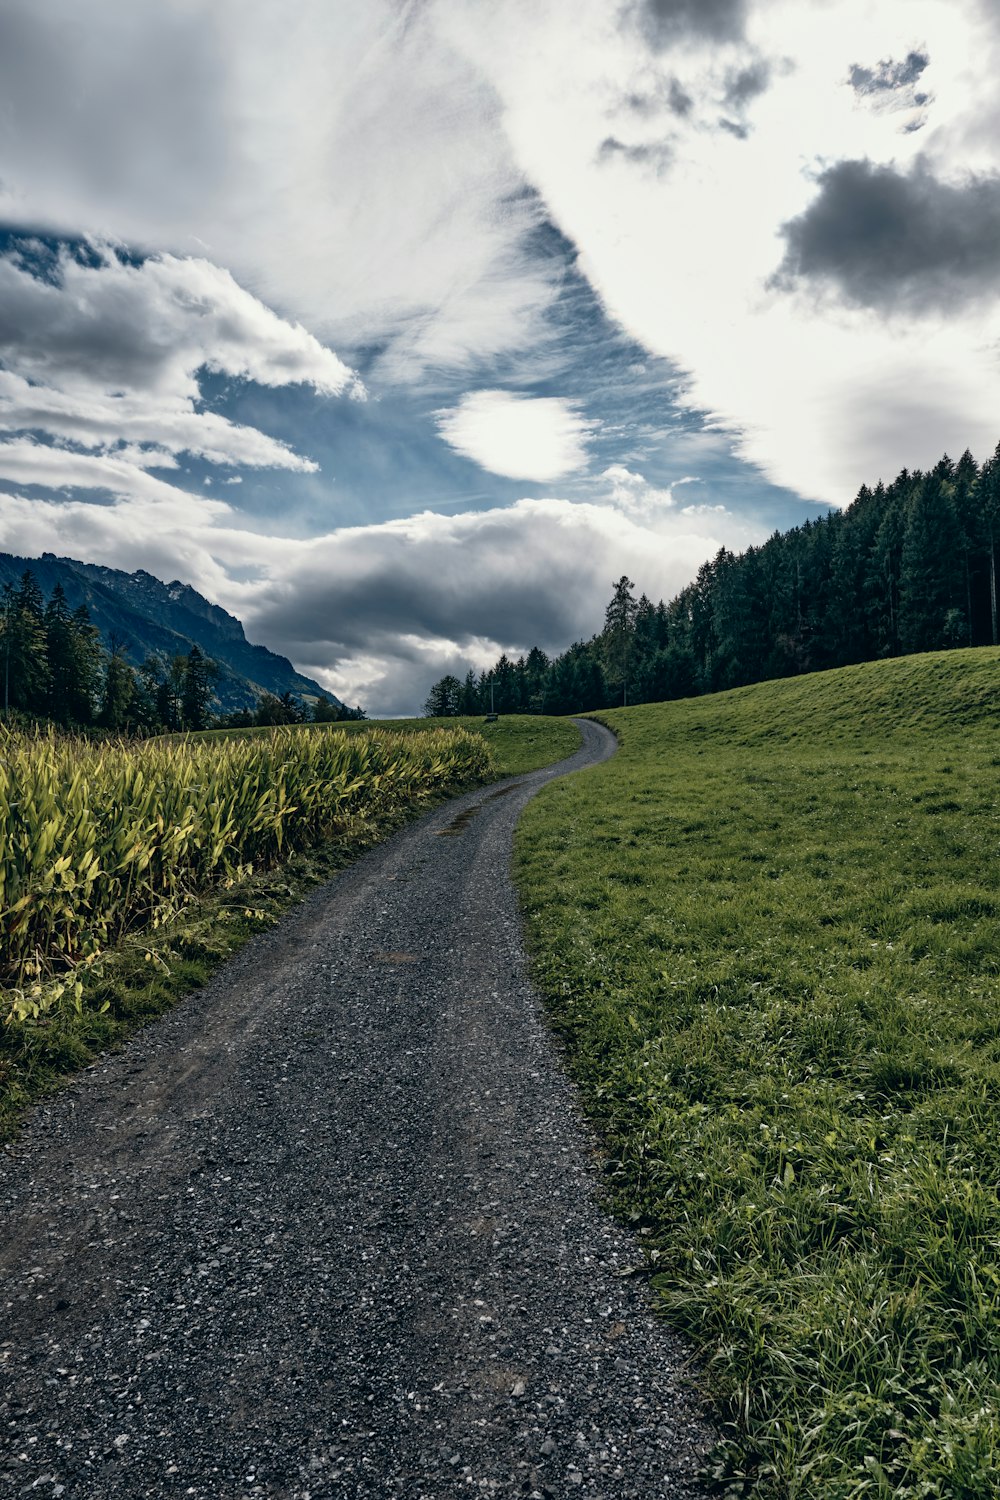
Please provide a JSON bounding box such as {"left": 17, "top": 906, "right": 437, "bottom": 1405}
{"left": 0, "top": 718, "right": 714, "bottom": 1500}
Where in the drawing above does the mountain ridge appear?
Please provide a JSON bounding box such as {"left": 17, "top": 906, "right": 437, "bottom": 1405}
{"left": 0, "top": 551, "right": 339, "bottom": 714}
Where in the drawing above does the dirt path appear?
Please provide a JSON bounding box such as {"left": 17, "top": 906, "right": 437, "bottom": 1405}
{"left": 0, "top": 719, "right": 713, "bottom": 1499}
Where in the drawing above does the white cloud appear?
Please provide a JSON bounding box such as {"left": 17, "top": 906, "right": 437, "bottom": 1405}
{"left": 0, "top": 246, "right": 359, "bottom": 400}
{"left": 436, "top": 390, "right": 595, "bottom": 480}
{"left": 0, "top": 245, "right": 364, "bottom": 496}
{"left": 0, "top": 480, "right": 756, "bottom": 715}
{"left": 0, "top": 438, "right": 221, "bottom": 508}
{"left": 434, "top": 0, "right": 1000, "bottom": 503}
{"left": 0, "top": 371, "right": 317, "bottom": 472}
{"left": 0, "top": 0, "right": 556, "bottom": 383}
{"left": 7, "top": 0, "right": 1000, "bottom": 716}
{"left": 598, "top": 463, "right": 675, "bottom": 514}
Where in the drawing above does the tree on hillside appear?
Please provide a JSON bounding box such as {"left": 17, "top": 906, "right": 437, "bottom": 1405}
{"left": 180, "top": 645, "right": 215, "bottom": 731}
{"left": 977, "top": 444, "right": 1000, "bottom": 645}
{"left": 459, "top": 669, "right": 481, "bottom": 714}
{"left": 899, "top": 472, "right": 962, "bottom": 653}
{"left": 253, "top": 690, "right": 303, "bottom": 726}
{"left": 603, "top": 575, "right": 638, "bottom": 705}
{"left": 1, "top": 575, "right": 49, "bottom": 714}
{"left": 70, "top": 605, "right": 103, "bottom": 723}
{"left": 423, "top": 674, "right": 463, "bottom": 717}
{"left": 100, "top": 641, "right": 138, "bottom": 730}
{"left": 154, "top": 655, "right": 189, "bottom": 731}
{"left": 420, "top": 436, "right": 1000, "bottom": 718}
{"left": 312, "top": 694, "right": 343, "bottom": 723}
{"left": 45, "top": 588, "right": 102, "bottom": 724}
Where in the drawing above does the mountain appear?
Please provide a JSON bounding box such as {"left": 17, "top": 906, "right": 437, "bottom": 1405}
{"left": 0, "top": 552, "right": 341, "bottom": 714}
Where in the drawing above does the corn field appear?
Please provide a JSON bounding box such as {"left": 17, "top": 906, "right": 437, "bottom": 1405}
{"left": 1, "top": 724, "right": 492, "bottom": 1020}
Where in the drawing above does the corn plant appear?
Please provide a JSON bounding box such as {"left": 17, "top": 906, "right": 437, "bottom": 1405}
{"left": 1, "top": 724, "right": 491, "bottom": 1019}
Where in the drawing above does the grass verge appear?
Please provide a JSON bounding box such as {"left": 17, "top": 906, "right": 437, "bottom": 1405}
{"left": 1, "top": 715, "right": 579, "bottom": 1141}
{"left": 515, "top": 648, "right": 1000, "bottom": 1498}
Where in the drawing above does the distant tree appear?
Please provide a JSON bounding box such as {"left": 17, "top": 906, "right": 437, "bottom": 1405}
{"left": 155, "top": 655, "right": 188, "bottom": 731}
{"left": 899, "top": 473, "right": 961, "bottom": 653}
{"left": 253, "top": 690, "right": 303, "bottom": 726}
{"left": 44, "top": 584, "right": 77, "bottom": 724}
{"left": 977, "top": 444, "right": 1000, "bottom": 645}
{"left": 311, "top": 695, "right": 343, "bottom": 723}
{"left": 70, "top": 604, "right": 103, "bottom": 723}
{"left": 133, "top": 656, "right": 168, "bottom": 730}
{"left": 278, "top": 690, "right": 304, "bottom": 723}
{"left": 220, "top": 706, "right": 256, "bottom": 729}
{"left": 459, "top": 669, "right": 481, "bottom": 714}
{"left": 180, "top": 645, "right": 215, "bottom": 731}
{"left": 1, "top": 575, "right": 49, "bottom": 714}
{"left": 423, "top": 674, "right": 463, "bottom": 717}
{"left": 100, "top": 641, "right": 138, "bottom": 731}
{"left": 523, "top": 646, "right": 549, "bottom": 712}
{"left": 603, "top": 575, "right": 638, "bottom": 705}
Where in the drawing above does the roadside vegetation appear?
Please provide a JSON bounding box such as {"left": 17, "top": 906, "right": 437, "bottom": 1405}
{"left": 0, "top": 714, "right": 576, "bottom": 1138}
{"left": 196, "top": 713, "right": 580, "bottom": 776}
{"left": 516, "top": 646, "right": 1000, "bottom": 1498}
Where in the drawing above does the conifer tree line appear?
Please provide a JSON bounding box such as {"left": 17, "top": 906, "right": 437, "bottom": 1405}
{"left": 425, "top": 443, "right": 1000, "bottom": 716}
{"left": 0, "top": 571, "right": 363, "bottom": 732}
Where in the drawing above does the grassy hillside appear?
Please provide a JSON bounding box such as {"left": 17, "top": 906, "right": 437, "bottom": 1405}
{"left": 516, "top": 647, "right": 1000, "bottom": 1498}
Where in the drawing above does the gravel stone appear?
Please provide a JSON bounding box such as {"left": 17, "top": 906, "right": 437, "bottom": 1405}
{"left": 0, "top": 719, "right": 715, "bottom": 1497}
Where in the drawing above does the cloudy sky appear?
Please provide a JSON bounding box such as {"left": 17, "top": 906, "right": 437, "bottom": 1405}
{"left": 2, "top": 0, "right": 1000, "bottom": 713}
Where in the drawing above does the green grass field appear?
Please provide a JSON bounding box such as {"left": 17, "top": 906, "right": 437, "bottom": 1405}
{"left": 516, "top": 647, "right": 1000, "bottom": 1498}
{"left": 192, "top": 713, "right": 580, "bottom": 777}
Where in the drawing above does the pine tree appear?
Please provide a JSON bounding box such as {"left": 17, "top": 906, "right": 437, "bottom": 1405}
{"left": 460, "top": 668, "right": 481, "bottom": 714}
{"left": 977, "top": 445, "right": 1000, "bottom": 646}
{"left": 951, "top": 449, "right": 980, "bottom": 646}
{"left": 44, "top": 584, "right": 76, "bottom": 723}
{"left": 899, "top": 474, "right": 962, "bottom": 653}
{"left": 100, "top": 644, "right": 137, "bottom": 730}
{"left": 180, "top": 645, "right": 214, "bottom": 730}
{"left": 1, "top": 575, "right": 49, "bottom": 714}
{"left": 603, "top": 576, "right": 638, "bottom": 705}
{"left": 69, "top": 605, "right": 102, "bottom": 724}
{"left": 42, "top": 592, "right": 101, "bottom": 725}
{"left": 423, "top": 675, "right": 463, "bottom": 717}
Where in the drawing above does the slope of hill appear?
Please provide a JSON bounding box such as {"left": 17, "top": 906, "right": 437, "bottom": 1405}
{"left": 0, "top": 552, "right": 339, "bottom": 713}
{"left": 516, "top": 647, "right": 1000, "bottom": 1496}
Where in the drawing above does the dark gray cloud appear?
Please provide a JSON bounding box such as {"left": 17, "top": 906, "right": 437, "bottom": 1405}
{"left": 667, "top": 78, "right": 694, "bottom": 116}
{"left": 620, "top": 78, "right": 692, "bottom": 120}
{"left": 0, "top": 3, "right": 229, "bottom": 226}
{"left": 725, "top": 59, "right": 771, "bottom": 107}
{"left": 632, "top": 0, "right": 747, "bottom": 48}
{"left": 774, "top": 158, "right": 1000, "bottom": 314}
{"left": 598, "top": 136, "right": 673, "bottom": 173}
{"left": 252, "top": 510, "right": 615, "bottom": 662}
{"left": 238, "top": 496, "right": 725, "bottom": 714}
{"left": 849, "top": 51, "right": 929, "bottom": 97}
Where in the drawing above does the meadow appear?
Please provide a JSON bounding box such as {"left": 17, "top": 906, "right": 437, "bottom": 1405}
{"left": 195, "top": 712, "right": 581, "bottom": 776}
{"left": 516, "top": 647, "right": 1000, "bottom": 1498}
{"left": 0, "top": 714, "right": 578, "bottom": 1133}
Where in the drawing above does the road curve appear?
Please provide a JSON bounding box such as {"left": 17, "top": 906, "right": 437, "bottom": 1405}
{"left": 0, "top": 718, "right": 713, "bottom": 1499}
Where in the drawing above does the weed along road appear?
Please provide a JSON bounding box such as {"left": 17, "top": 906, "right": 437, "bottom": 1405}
{"left": 0, "top": 718, "right": 712, "bottom": 1500}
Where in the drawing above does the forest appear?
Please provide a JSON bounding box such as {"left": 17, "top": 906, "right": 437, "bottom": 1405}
{"left": 0, "top": 572, "right": 361, "bottom": 733}
{"left": 424, "top": 444, "right": 1000, "bottom": 716}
